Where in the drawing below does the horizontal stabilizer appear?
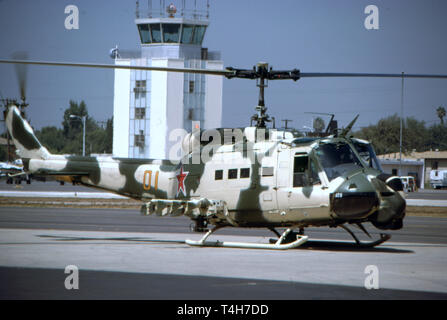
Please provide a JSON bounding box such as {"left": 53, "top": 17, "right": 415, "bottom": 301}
{"left": 33, "top": 171, "right": 90, "bottom": 176}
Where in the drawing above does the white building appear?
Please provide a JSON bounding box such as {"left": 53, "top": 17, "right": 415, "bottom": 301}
{"left": 378, "top": 158, "right": 424, "bottom": 188}
{"left": 379, "top": 150, "right": 447, "bottom": 189}
{"left": 112, "top": 2, "right": 223, "bottom": 160}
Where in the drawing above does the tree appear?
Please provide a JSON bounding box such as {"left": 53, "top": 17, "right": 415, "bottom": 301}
{"left": 404, "top": 117, "right": 429, "bottom": 153}
{"left": 355, "top": 114, "right": 430, "bottom": 155}
{"left": 35, "top": 126, "right": 66, "bottom": 153}
{"left": 437, "top": 106, "right": 446, "bottom": 125}
{"left": 103, "top": 117, "right": 113, "bottom": 153}
{"left": 36, "top": 100, "right": 113, "bottom": 156}
{"left": 313, "top": 117, "right": 325, "bottom": 133}
{"left": 62, "top": 100, "right": 88, "bottom": 139}
{"left": 428, "top": 124, "right": 447, "bottom": 150}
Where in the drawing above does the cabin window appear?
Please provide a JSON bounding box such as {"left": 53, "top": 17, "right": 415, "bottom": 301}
{"left": 293, "top": 156, "right": 308, "bottom": 187}
{"left": 240, "top": 168, "right": 250, "bottom": 178}
{"left": 228, "top": 169, "right": 238, "bottom": 179}
{"left": 215, "top": 170, "right": 223, "bottom": 180}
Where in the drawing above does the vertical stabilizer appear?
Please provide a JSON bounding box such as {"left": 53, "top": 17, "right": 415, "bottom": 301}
{"left": 5, "top": 106, "right": 50, "bottom": 160}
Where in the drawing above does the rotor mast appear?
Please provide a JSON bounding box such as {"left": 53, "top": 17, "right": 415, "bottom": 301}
{"left": 255, "top": 62, "right": 270, "bottom": 128}
{"left": 226, "top": 62, "right": 300, "bottom": 128}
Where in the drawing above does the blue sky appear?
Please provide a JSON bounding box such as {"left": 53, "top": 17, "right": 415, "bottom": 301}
{"left": 0, "top": 0, "right": 446, "bottom": 132}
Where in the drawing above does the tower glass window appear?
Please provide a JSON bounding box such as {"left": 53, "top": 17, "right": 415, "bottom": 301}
{"left": 135, "top": 107, "right": 145, "bottom": 119}
{"left": 192, "top": 25, "right": 206, "bottom": 45}
{"left": 181, "top": 24, "right": 194, "bottom": 44}
{"left": 150, "top": 23, "right": 162, "bottom": 43}
{"left": 134, "top": 80, "right": 146, "bottom": 99}
{"left": 134, "top": 130, "right": 145, "bottom": 148}
{"left": 162, "top": 23, "right": 180, "bottom": 43}
{"left": 138, "top": 24, "right": 151, "bottom": 44}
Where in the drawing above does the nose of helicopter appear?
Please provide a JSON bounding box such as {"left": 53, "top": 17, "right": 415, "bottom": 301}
{"left": 368, "top": 174, "right": 406, "bottom": 230}
{"left": 330, "top": 171, "right": 406, "bottom": 229}
{"left": 330, "top": 171, "right": 380, "bottom": 220}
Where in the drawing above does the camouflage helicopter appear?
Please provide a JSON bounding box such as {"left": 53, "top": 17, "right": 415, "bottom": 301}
{"left": 2, "top": 58, "right": 447, "bottom": 249}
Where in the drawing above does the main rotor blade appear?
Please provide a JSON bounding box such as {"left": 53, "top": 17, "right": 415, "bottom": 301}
{"left": 2, "top": 59, "right": 447, "bottom": 80}
{"left": 11, "top": 53, "right": 28, "bottom": 101}
{"left": 0, "top": 59, "right": 234, "bottom": 77}
{"left": 300, "top": 72, "right": 447, "bottom": 79}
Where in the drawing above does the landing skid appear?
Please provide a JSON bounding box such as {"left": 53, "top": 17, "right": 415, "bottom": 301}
{"left": 339, "top": 224, "right": 391, "bottom": 248}
{"left": 267, "top": 229, "right": 390, "bottom": 248}
{"left": 185, "top": 226, "right": 308, "bottom": 250}
{"left": 185, "top": 224, "right": 390, "bottom": 250}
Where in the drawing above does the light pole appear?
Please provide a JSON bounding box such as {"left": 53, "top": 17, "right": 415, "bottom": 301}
{"left": 399, "top": 72, "right": 404, "bottom": 176}
{"left": 69, "top": 114, "right": 86, "bottom": 156}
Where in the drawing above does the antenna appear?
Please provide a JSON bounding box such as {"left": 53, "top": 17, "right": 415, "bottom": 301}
{"left": 194, "top": 0, "right": 197, "bottom": 19}
{"left": 206, "top": 0, "right": 210, "bottom": 19}
{"left": 281, "top": 119, "right": 292, "bottom": 129}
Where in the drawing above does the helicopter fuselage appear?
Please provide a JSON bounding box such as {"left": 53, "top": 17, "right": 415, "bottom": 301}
{"left": 7, "top": 106, "right": 405, "bottom": 232}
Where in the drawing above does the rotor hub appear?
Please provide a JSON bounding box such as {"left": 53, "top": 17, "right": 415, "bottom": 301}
{"left": 225, "top": 62, "right": 300, "bottom": 128}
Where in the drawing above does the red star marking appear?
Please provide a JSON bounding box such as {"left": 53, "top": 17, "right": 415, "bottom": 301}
{"left": 176, "top": 166, "right": 189, "bottom": 197}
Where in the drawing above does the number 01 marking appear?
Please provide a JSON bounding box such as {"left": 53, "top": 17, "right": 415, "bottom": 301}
{"left": 143, "top": 170, "right": 159, "bottom": 191}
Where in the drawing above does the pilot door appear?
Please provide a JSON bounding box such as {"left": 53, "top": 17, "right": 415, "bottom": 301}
{"left": 276, "top": 148, "right": 327, "bottom": 218}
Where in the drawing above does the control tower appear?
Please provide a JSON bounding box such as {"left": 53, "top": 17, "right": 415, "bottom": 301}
{"left": 112, "top": 0, "right": 223, "bottom": 159}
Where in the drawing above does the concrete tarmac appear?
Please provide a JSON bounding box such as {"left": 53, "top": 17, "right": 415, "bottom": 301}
{"left": 2, "top": 180, "right": 447, "bottom": 199}
{"left": 1, "top": 206, "right": 447, "bottom": 244}
{"left": 0, "top": 206, "right": 447, "bottom": 300}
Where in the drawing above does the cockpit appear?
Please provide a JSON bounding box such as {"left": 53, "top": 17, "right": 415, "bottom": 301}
{"left": 315, "top": 142, "right": 364, "bottom": 181}
{"left": 350, "top": 139, "right": 383, "bottom": 171}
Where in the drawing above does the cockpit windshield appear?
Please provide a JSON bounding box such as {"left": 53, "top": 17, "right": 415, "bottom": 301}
{"left": 316, "top": 142, "right": 364, "bottom": 181}
{"left": 351, "top": 140, "right": 383, "bottom": 171}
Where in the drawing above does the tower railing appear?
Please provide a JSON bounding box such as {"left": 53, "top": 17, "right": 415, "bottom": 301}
{"left": 136, "top": 0, "right": 210, "bottom": 21}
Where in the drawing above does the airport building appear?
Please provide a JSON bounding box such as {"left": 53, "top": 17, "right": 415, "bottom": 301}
{"left": 379, "top": 150, "right": 447, "bottom": 188}
{"left": 112, "top": 1, "right": 223, "bottom": 159}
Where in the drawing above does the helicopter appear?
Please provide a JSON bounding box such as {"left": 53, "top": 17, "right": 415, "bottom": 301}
{"left": 2, "top": 58, "right": 447, "bottom": 250}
